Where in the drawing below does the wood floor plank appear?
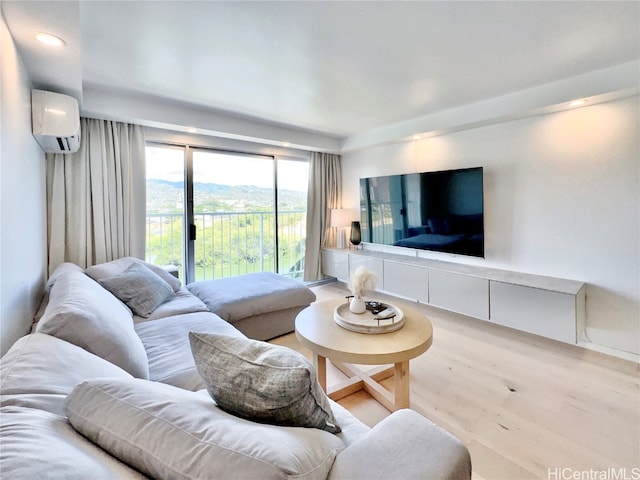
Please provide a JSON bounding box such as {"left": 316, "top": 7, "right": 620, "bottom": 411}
{"left": 274, "top": 282, "right": 640, "bottom": 480}
{"left": 468, "top": 440, "right": 539, "bottom": 480}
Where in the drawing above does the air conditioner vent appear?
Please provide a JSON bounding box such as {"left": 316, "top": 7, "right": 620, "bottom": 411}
{"left": 31, "top": 90, "right": 81, "bottom": 154}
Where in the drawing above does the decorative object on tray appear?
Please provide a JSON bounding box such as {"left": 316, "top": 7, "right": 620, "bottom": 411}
{"left": 347, "top": 266, "right": 378, "bottom": 314}
{"left": 334, "top": 300, "right": 405, "bottom": 334}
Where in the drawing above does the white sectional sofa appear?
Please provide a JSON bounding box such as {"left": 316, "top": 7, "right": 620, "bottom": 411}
{"left": 0, "top": 257, "right": 471, "bottom": 479}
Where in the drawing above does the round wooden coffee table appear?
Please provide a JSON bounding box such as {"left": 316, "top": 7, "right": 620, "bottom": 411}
{"left": 295, "top": 299, "right": 433, "bottom": 411}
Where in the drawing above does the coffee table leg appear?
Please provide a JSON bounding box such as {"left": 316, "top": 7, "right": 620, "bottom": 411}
{"left": 394, "top": 361, "right": 410, "bottom": 409}
{"left": 314, "top": 354, "right": 327, "bottom": 392}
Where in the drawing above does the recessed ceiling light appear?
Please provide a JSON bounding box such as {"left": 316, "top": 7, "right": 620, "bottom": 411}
{"left": 282, "top": 142, "right": 291, "bottom": 147}
{"left": 35, "top": 32, "right": 66, "bottom": 47}
{"left": 569, "top": 99, "right": 586, "bottom": 108}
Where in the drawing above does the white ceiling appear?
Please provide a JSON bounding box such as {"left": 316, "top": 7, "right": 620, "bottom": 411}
{"left": 3, "top": 1, "right": 639, "bottom": 140}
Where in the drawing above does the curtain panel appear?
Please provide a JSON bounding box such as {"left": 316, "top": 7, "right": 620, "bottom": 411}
{"left": 303, "top": 152, "right": 342, "bottom": 282}
{"left": 46, "top": 118, "right": 146, "bottom": 275}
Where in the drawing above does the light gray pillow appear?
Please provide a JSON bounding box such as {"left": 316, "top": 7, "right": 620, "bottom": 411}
{"left": 36, "top": 271, "right": 149, "bottom": 379}
{"left": 98, "top": 262, "right": 174, "bottom": 317}
{"left": 86, "top": 257, "right": 182, "bottom": 293}
{"left": 189, "top": 332, "right": 341, "bottom": 433}
{"left": 65, "top": 378, "right": 344, "bottom": 480}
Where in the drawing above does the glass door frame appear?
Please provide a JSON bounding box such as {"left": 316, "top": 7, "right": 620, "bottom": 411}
{"left": 185, "top": 147, "right": 279, "bottom": 284}
{"left": 146, "top": 142, "right": 307, "bottom": 284}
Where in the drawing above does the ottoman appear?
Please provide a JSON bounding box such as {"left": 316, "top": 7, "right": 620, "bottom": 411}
{"left": 187, "top": 272, "right": 316, "bottom": 340}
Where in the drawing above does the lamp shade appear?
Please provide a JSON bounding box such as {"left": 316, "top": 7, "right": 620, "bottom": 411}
{"left": 330, "top": 209, "right": 352, "bottom": 228}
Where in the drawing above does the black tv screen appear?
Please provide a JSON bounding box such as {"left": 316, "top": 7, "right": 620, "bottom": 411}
{"left": 359, "top": 167, "right": 484, "bottom": 257}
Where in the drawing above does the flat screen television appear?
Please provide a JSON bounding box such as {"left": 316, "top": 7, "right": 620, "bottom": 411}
{"left": 359, "top": 167, "right": 484, "bottom": 257}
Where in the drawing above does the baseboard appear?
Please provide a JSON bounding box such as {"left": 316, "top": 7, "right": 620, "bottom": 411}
{"left": 305, "top": 276, "right": 337, "bottom": 288}
{"left": 577, "top": 340, "right": 640, "bottom": 365}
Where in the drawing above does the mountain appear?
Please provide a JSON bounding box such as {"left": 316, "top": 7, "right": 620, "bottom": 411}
{"left": 146, "top": 179, "right": 306, "bottom": 213}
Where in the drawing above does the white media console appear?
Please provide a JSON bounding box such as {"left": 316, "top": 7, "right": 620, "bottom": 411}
{"left": 322, "top": 247, "right": 586, "bottom": 345}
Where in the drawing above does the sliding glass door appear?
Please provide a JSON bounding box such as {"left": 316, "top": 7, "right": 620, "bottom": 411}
{"left": 190, "top": 150, "right": 276, "bottom": 281}
{"left": 145, "top": 145, "right": 186, "bottom": 279}
{"left": 276, "top": 159, "right": 310, "bottom": 278}
{"left": 145, "top": 144, "right": 308, "bottom": 283}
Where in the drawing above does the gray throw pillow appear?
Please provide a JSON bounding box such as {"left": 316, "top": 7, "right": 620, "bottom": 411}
{"left": 86, "top": 257, "right": 182, "bottom": 293}
{"left": 99, "top": 262, "right": 174, "bottom": 317}
{"left": 189, "top": 332, "right": 341, "bottom": 433}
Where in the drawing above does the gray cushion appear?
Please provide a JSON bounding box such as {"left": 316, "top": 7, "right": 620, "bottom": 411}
{"left": 187, "top": 272, "right": 316, "bottom": 321}
{"left": 98, "top": 262, "right": 174, "bottom": 317}
{"left": 86, "top": 256, "right": 181, "bottom": 292}
{"left": 0, "top": 406, "right": 146, "bottom": 480}
{"left": 65, "top": 378, "right": 344, "bottom": 480}
{"left": 46, "top": 262, "right": 85, "bottom": 289}
{"left": 328, "top": 409, "right": 472, "bottom": 480}
{"left": 35, "top": 271, "right": 149, "bottom": 379}
{"left": 189, "top": 332, "right": 341, "bottom": 433}
{"left": 134, "top": 287, "right": 209, "bottom": 323}
{"left": 135, "top": 311, "right": 245, "bottom": 391}
{"left": 0, "top": 333, "right": 132, "bottom": 416}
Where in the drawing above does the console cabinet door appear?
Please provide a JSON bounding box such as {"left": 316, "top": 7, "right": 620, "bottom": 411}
{"left": 348, "top": 255, "right": 384, "bottom": 287}
{"left": 321, "top": 250, "right": 349, "bottom": 281}
{"left": 383, "top": 261, "right": 428, "bottom": 302}
{"left": 429, "top": 269, "right": 489, "bottom": 320}
{"left": 490, "top": 282, "right": 576, "bottom": 343}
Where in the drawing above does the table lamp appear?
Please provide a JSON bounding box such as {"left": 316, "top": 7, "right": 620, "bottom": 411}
{"left": 330, "top": 209, "right": 352, "bottom": 249}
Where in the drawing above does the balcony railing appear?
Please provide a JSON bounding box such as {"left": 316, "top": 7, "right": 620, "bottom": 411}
{"left": 145, "top": 210, "right": 306, "bottom": 282}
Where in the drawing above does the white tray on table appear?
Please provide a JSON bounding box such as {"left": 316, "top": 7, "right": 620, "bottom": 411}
{"left": 333, "top": 302, "right": 405, "bottom": 334}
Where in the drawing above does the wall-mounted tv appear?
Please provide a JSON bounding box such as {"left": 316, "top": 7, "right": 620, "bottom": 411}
{"left": 359, "top": 167, "right": 484, "bottom": 257}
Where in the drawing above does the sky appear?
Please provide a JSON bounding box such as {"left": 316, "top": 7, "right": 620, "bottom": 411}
{"left": 145, "top": 146, "right": 308, "bottom": 192}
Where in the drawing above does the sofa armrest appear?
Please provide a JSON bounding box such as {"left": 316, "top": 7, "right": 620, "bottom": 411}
{"left": 161, "top": 265, "right": 179, "bottom": 279}
{"left": 329, "top": 409, "right": 471, "bottom": 480}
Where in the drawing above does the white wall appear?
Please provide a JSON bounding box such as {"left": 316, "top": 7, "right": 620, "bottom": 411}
{"left": 0, "top": 14, "right": 47, "bottom": 355}
{"left": 342, "top": 97, "right": 640, "bottom": 356}
{"left": 82, "top": 85, "right": 343, "bottom": 154}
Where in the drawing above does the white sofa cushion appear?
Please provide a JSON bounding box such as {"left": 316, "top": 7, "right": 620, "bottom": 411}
{"left": 134, "top": 287, "right": 209, "bottom": 323}
{"left": 135, "top": 311, "right": 244, "bottom": 391}
{"left": 187, "top": 272, "right": 316, "bottom": 321}
{"left": 328, "top": 401, "right": 370, "bottom": 447}
{"left": 98, "top": 262, "right": 174, "bottom": 317}
{"left": 0, "top": 406, "right": 146, "bottom": 479}
{"left": 65, "top": 378, "right": 344, "bottom": 480}
{"left": 189, "top": 332, "right": 341, "bottom": 433}
{"left": 86, "top": 256, "right": 181, "bottom": 292}
{"left": 35, "top": 271, "right": 149, "bottom": 378}
{"left": 328, "top": 409, "right": 473, "bottom": 480}
{"left": 0, "top": 333, "right": 132, "bottom": 416}
{"left": 46, "top": 261, "right": 85, "bottom": 289}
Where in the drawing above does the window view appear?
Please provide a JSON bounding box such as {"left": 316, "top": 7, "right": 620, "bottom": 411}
{"left": 276, "top": 159, "right": 309, "bottom": 278}
{"left": 145, "top": 145, "right": 186, "bottom": 279}
{"left": 145, "top": 145, "right": 308, "bottom": 283}
{"left": 192, "top": 151, "right": 276, "bottom": 280}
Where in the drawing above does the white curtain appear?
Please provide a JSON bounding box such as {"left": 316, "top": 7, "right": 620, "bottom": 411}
{"left": 46, "top": 118, "right": 146, "bottom": 275}
{"left": 303, "top": 152, "right": 341, "bottom": 282}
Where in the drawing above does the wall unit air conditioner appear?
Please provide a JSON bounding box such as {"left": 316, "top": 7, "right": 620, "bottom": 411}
{"left": 31, "top": 89, "right": 81, "bottom": 154}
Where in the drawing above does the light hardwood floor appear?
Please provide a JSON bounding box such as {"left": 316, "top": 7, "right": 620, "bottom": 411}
{"left": 272, "top": 281, "right": 640, "bottom": 480}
